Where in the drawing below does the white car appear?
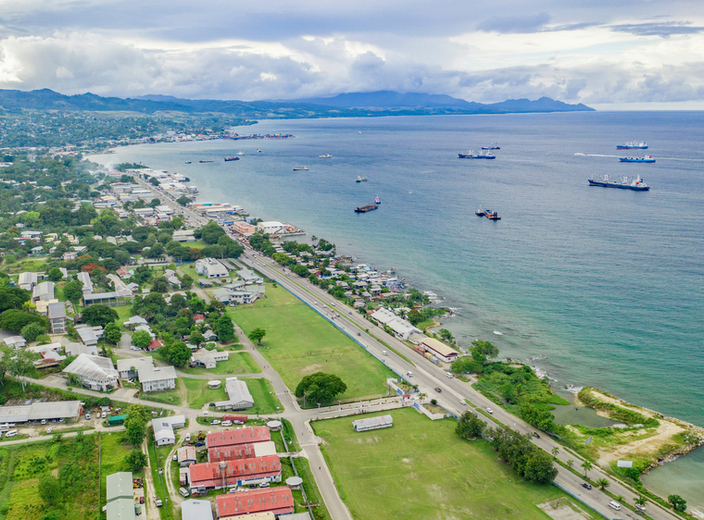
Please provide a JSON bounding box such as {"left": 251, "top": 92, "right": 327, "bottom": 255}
{"left": 485, "top": 407, "right": 493, "bottom": 414}
{"left": 46, "top": 428, "right": 52, "bottom": 434}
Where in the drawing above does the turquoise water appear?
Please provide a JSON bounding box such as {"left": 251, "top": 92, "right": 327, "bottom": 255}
{"left": 92, "top": 112, "right": 704, "bottom": 509}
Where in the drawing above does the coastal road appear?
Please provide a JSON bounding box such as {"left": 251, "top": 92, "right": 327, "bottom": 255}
{"left": 242, "top": 251, "right": 681, "bottom": 520}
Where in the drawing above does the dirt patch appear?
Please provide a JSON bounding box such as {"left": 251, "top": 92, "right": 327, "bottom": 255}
{"left": 301, "top": 364, "right": 322, "bottom": 375}
{"left": 598, "top": 420, "right": 685, "bottom": 465}
{"left": 538, "top": 498, "right": 594, "bottom": 520}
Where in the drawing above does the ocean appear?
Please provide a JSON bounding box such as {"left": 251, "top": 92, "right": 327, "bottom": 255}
{"left": 91, "top": 111, "right": 704, "bottom": 509}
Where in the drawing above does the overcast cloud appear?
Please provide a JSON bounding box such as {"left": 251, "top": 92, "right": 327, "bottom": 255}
{"left": 1, "top": 0, "right": 704, "bottom": 107}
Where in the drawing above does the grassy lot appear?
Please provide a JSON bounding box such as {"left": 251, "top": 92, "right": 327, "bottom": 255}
{"left": 313, "top": 408, "right": 569, "bottom": 520}
{"left": 229, "top": 284, "right": 395, "bottom": 400}
{"left": 183, "top": 377, "right": 282, "bottom": 414}
{"left": 245, "top": 378, "right": 283, "bottom": 415}
{"left": 147, "top": 433, "right": 175, "bottom": 520}
{"left": 140, "top": 378, "right": 184, "bottom": 407}
{"left": 183, "top": 377, "right": 228, "bottom": 409}
{"left": 113, "top": 304, "right": 135, "bottom": 329}
{"left": 2, "top": 258, "right": 46, "bottom": 275}
{"left": 177, "top": 351, "right": 261, "bottom": 376}
{"left": 99, "top": 431, "right": 141, "bottom": 506}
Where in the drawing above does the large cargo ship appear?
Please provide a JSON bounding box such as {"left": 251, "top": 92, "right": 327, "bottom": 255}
{"left": 616, "top": 141, "right": 648, "bottom": 149}
{"left": 588, "top": 175, "right": 650, "bottom": 191}
{"left": 458, "top": 150, "right": 496, "bottom": 159}
{"left": 619, "top": 155, "right": 655, "bottom": 163}
{"left": 224, "top": 156, "right": 240, "bottom": 161}
{"left": 354, "top": 204, "right": 378, "bottom": 213}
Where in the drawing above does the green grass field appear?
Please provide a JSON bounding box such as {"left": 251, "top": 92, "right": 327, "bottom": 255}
{"left": 178, "top": 351, "right": 261, "bottom": 376}
{"left": 140, "top": 378, "right": 184, "bottom": 407}
{"left": 183, "top": 377, "right": 228, "bottom": 408}
{"left": 245, "top": 378, "right": 283, "bottom": 414}
{"left": 313, "top": 408, "right": 568, "bottom": 520}
{"left": 229, "top": 285, "right": 395, "bottom": 400}
{"left": 183, "top": 376, "right": 282, "bottom": 413}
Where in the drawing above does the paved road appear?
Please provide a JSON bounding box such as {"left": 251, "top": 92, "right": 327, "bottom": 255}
{"left": 241, "top": 250, "right": 680, "bottom": 520}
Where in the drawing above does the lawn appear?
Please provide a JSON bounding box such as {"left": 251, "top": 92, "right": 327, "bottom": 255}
{"left": 229, "top": 284, "right": 395, "bottom": 400}
{"left": 313, "top": 408, "right": 569, "bottom": 520}
{"left": 140, "top": 378, "right": 184, "bottom": 407}
{"left": 147, "top": 433, "right": 175, "bottom": 520}
{"left": 99, "top": 431, "right": 140, "bottom": 506}
{"left": 113, "top": 304, "right": 135, "bottom": 329}
{"left": 178, "top": 351, "right": 261, "bottom": 376}
{"left": 183, "top": 377, "right": 282, "bottom": 414}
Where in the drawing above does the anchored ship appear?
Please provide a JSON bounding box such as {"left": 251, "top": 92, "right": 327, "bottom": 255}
{"left": 619, "top": 155, "right": 655, "bottom": 163}
{"left": 354, "top": 204, "right": 378, "bottom": 213}
{"left": 588, "top": 175, "right": 650, "bottom": 191}
{"left": 459, "top": 150, "right": 496, "bottom": 159}
{"left": 224, "top": 157, "right": 240, "bottom": 162}
{"left": 293, "top": 166, "right": 309, "bottom": 171}
{"left": 617, "top": 141, "right": 648, "bottom": 149}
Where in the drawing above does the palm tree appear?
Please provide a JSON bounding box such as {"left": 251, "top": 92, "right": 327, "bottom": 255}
{"left": 566, "top": 459, "right": 574, "bottom": 469}
{"left": 596, "top": 478, "right": 610, "bottom": 490}
{"left": 581, "top": 460, "right": 593, "bottom": 478}
{"left": 616, "top": 495, "right": 625, "bottom": 503}
{"left": 634, "top": 495, "right": 647, "bottom": 510}
{"left": 551, "top": 446, "right": 560, "bottom": 460}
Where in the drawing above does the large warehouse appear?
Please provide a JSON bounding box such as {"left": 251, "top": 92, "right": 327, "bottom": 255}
{"left": 0, "top": 401, "right": 83, "bottom": 424}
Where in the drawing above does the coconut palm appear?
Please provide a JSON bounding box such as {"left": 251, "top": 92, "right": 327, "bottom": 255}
{"left": 566, "top": 459, "right": 574, "bottom": 469}
{"left": 581, "top": 460, "right": 593, "bottom": 478}
{"left": 551, "top": 446, "right": 560, "bottom": 460}
{"left": 596, "top": 478, "right": 610, "bottom": 490}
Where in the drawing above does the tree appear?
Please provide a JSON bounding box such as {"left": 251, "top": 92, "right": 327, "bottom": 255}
{"left": 634, "top": 495, "right": 647, "bottom": 510}
{"left": 581, "top": 460, "right": 593, "bottom": 478}
{"left": 596, "top": 478, "right": 610, "bottom": 490}
{"left": 248, "top": 328, "right": 266, "bottom": 346}
{"left": 1, "top": 346, "right": 39, "bottom": 391}
{"left": 566, "top": 459, "right": 574, "bottom": 469}
{"left": 38, "top": 474, "right": 61, "bottom": 505}
{"left": 151, "top": 276, "right": 170, "bottom": 293}
{"left": 215, "top": 316, "right": 235, "bottom": 343}
{"left": 125, "top": 450, "right": 148, "bottom": 472}
{"left": 165, "top": 341, "right": 191, "bottom": 367}
{"left": 668, "top": 494, "right": 687, "bottom": 512}
{"left": 124, "top": 404, "right": 149, "bottom": 446}
{"left": 0, "top": 309, "right": 49, "bottom": 332}
{"left": 47, "top": 267, "right": 64, "bottom": 282}
{"left": 451, "top": 356, "right": 483, "bottom": 374}
{"left": 131, "top": 329, "right": 152, "bottom": 350}
{"left": 551, "top": 446, "right": 560, "bottom": 460}
{"left": 176, "top": 195, "right": 191, "bottom": 206}
{"left": 104, "top": 322, "right": 122, "bottom": 345}
{"left": 21, "top": 321, "right": 47, "bottom": 342}
{"left": 295, "top": 372, "right": 347, "bottom": 404}
{"left": 189, "top": 328, "right": 204, "bottom": 346}
{"left": 455, "top": 411, "right": 486, "bottom": 439}
{"left": 0, "top": 286, "right": 31, "bottom": 313}
{"left": 63, "top": 280, "right": 84, "bottom": 304}
{"left": 81, "top": 305, "right": 118, "bottom": 327}
{"left": 471, "top": 339, "right": 499, "bottom": 364}
{"left": 524, "top": 450, "right": 558, "bottom": 484}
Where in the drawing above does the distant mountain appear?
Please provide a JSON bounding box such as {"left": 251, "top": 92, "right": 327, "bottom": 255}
{"left": 0, "top": 88, "right": 594, "bottom": 117}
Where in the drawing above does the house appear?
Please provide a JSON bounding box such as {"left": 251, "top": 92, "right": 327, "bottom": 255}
{"left": 371, "top": 308, "right": 422, "bottom": 340}
{"left": 177, "top": 445, "right": 197, "bottom": 466}
{"left": 152, "top": 415, "right": 186, "bottom": 446}
{"left": 116, "top": 267, "right": 130, "bottom": 278}
{"left": 236, "top": 268, "right": 263, "bottom": 285}
{"left": 216, "top": 487, "right": 294, "bottom": 519}
{"left": 18, "top": 272, "right": 39, "bottom": 291}
{"left": 195, "top": 258, "right": 228, "bottom": 278}
{"left": 208, "top": 442, "right": 277, "bottom": 463}
{"left": 76, "top": 324, "right": 102, "bottom": 347}
{"left": 123, "top": 315, "right": 148, "bottom": 329}
{"left": 31, "top": 281, "right": 55, "bottom": 303}
{"left": 214, "top": 377, "right": 254, "bottom": 411}
{"left": 418, "top": 337, "right": 459, "bottom": 363}
{"left": 62, "top": 251, "right": 77, "bottom": 261}
{"left": 3, "top": 336, "right": 26, "bottom": 349}
{"left": 193, "top": 314, "right": 205, "bottom": 324}
{"left": 206, "top": 427, "right": 270, "bottom": 450}
{"left": 188, "top": 455, "right": 281, "bottom": 492}
{"left": 202, "top": 330, "right": 218, "bottom": 342}
{"left": 181, "top": 500, "right": 213, "bottom": 520}
{"left": 0, "top": 401, "right": 83, "bottom": 425}
{"left": 47, "top": 301, "right": 67, "bottom": 333}
{"left": 29, "top": 343, "right": 66, "bottom": 368}
{"left": 116, "top": 356, "right": 154, "bottom": 380}
{"left": 147, "top": 339, "right": 163, "bottom": 352}
{"left": 190, "top": 348, "right": 229, "bottom": 369}
{"left": 138, "top": 365, "right": 177, "bottom": 392}
{"left": 62, "top": 354, "right": 119, "bottom": 391}
{"left": 64, "top": 341, "right": 98, "bottom": 357}
{"left": 77, "top": 272, "right": 94, "bottom": 293}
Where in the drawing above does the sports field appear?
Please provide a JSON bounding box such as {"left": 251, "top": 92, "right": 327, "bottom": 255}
{"left": 229, "top": 284, "right": 394, "bottom": 400}
{"left": 313, "top": 408, "right": 568, "bottom": 520}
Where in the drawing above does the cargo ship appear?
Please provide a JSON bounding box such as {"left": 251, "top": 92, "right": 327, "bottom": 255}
{"left": 619, "top": 155, "right": 655, "bottom": 163}
{"left": 588, "top": 175, "right": 650, "bottom": 191}
{"left": 356, "top": 176, "right": 368, "bottom": 182}
{"left": 459, "top": 150, "right": 496, "bottom": 159}
{"left": 476, "top": 208, "right": 501, "bottom": 219}
{"left": 617, "top": 141, "right": 648, "bottom": 149}
{"left": 224, "top": 156, "right": 240, "bottom": 162}
{"left": 293, "top": 166, "right": 309, "bottom": 171}
{"left": 199, "top": 160, "right": 213, "bottom": 163}
{"left": 354, "top": 204, "right": 378, "bottom": 213}
{"left": 481, "top": 143, "right": 500, "bottom": 150}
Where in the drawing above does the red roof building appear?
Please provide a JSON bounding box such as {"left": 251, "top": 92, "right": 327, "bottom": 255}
{"left": 208, "top": 443, "right": 256, "bottom": 463}
{"left": 206, "top": 427, "right": 270, "bottom": 449}
{"left": 147, "top": 339, "right": 163, "bottom": 351}
{"left": 222, "top": 414, "right": 248, "bottom": 423}
{"left": 193, "top": 314, "right": 205, "bottom": 324}
{"left": 188, "top": 455, "right": 281, "bottom": 490}
{"left": 217, "top": 487, "right": 294, "bottom": 519}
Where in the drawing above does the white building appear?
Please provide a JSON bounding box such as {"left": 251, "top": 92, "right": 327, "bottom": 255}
{"left": 31, "top": 281, "right": 55, "bottom": 303}
{"left": 63, "top": 354, "right": 119, "bottom": 391}
{"left": 153, "top": 414, "right": 186, "bottom": 446}
{"left": 77, "top": 272, "right": 94, "bottom": 294}
{"left": 257, "top": 221, "right": 285, "bottom": 235}
{"left": 138, "top": 365, "right": 177, "bottom": 392}
{"left": 195, "top": 258, "right": 228, "bottom": 278}
{"left": 371, "top": 308, "right": 422, "bottom": 340}
{"left": 116, "top": 356, "right": 154, "bottom": 380}
{"left": 214, "top": 377, "right": 254, "bottom": 411}
{"left": 190, "top": 348, "right": 229, "bottom": 369}
{"left": 352, "top": 415, "right": 394, "bottom": 432}
{"left": 418, "top": 337, "right": 459, "bottom": 363}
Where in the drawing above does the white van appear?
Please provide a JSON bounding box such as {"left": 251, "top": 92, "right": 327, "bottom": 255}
{"left": 608, "top": 501, "right": 621, "bottom": 511}
{"left": 185, "top": 433, "right": 191, "bottom": 442}
{"left": 179, "top": 487, "right": 190, "bottom": 498}
{"left": 446, "top": 372, "right": 454, "bottom": 379}
{"left": 221, "top": 420, "right": 233, "bottom": 427}
{"left": 406, "top": 371, "right": 413, "bottom": 378}
{"left": 5, "top": 429, "right": 18, "bottom": 438}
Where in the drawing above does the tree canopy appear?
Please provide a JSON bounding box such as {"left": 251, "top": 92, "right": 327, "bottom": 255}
{"left": 81, "top": 305, "right": 118, "bottom": 327}
{"left": 248, "top": 328, "right": 266, "bottom": 346}
{"left": 295, "top": 372, "right": 347, "bottom": 404}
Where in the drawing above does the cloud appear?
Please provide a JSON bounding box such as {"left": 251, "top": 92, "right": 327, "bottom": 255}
{"left": 481, "top": 13, "right": 552, "bottom": 34}
{"left": 609, "top": 21, "right": 704, "bottom": 38}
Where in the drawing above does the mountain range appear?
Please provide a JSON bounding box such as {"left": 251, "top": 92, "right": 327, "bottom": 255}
{"left": 0, "top": 89, "right": 594, "bottom": 117}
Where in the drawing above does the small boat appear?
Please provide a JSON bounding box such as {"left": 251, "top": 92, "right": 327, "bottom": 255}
{"left": 617, "top": 141, "right": 648, "bottom": 149}
{"left": 356, "top": 176, "right": 368, "bottom": 182}
{"left": 475, "top": 208, "right": 486, "bottom": 217}
{"left": 493, "top": 331, "right": 503, "bottom": 335}
{"left": 588, "top": 174, "right": 650, "bottom": 191}
{"left": 482, "top": 143, "right": 500, "bottom": 150}
{"left": 236, "top": 151, "right": 245, "bottom": 156}
{"left": 459, "top": 150, "right": 496, "bottom": 159}
{"left": 619, "top": 155, "right": 655, "bottom": 163}
{"left": 224, "top": 156, "right": 240, "bottom": 162}
{"left": 319, "top": 154, "right": 332, "bottom": 158}
{"left": 199, "top": 160, "right": 213, "bottom": 163}
{"left": 293, "top": 166, "right": 309, "bottom": 171}
{"left": 486, "top": 210, "right": 501, "bottom": 220}
{"left": 185, "top": 161, "right": 192, "bottom": 164}
{"left": 374, "top": 195, "right": 381, "bottom": 205}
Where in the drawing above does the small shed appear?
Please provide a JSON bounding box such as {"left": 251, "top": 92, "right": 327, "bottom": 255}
{"left": 266, "top": 420, "right": 282, "bottom": 431}
{"left": 286, "top": 476, "right": 303, "bottom": 490}
{"left": 108, "top": 414, "right": 128, "bottom": 426}
{"left": 352, "top": 415, "right": 393, "bottom": 432}
{"left": 208, "top": 380, "right": 221, "bottom": 389}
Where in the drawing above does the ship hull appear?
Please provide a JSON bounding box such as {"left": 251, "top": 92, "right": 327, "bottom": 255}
{"left": 588, "top": 180, "right": 650, "bottom": 191}
{"left": 617, "top": 145, "right": 648, "bottom": 149}
{"left": 619, "top": 158, "right": 655, "bottom": 163}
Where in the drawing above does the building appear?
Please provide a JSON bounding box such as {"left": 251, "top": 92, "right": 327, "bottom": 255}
{"left": 195, "top": 258, "right": 228, "bottom": 278}
{"left": 76, "top": 324, "right": 102, "bottom": 347}
{"left": 123, "top": 315, "right": 148, "bottom": 329}
{"left": 18, "top": 272, "right": 39, "bottom": 291}
{"left": 137, "top": 365, "right": 177, "bottom": 392}
{"left": 214, "top": 377, "right": 254, "bottom": 411}
{"left": 29, "top": 343, "right": 66, "bottom": 368}
{"left": 116, "top": 356, "right": 154, "bottom": 380}
{"left": 208, "top": 442, "right": 277, "bottom": 464}
{"left": 190, "top": 348, "right": 229, "bottom": 369}
{"left": 418, "top": 337, "right": 459, "bottom": 363}
{"left": 181, "top": 500, "right": 213, "bottom": 520}
{"left": 256, "top": 221, "right": 286, "bottom": 235}
{"left": 83, "top": 289, "right": 133, "bottom": 307}
{"left": 152, "top": 415, "right": 186, "bottom": 446}
{"left": 3, "top": 336, "right": 26, "bottom": 349}
{"left": 177, "top": 445, "right": 197, "bottom": 466}
{"left": 31, "top": 281, "right": 55, "bottom": 303}
{"left": 62, "top": 354, "right": 119, "bottom": 391}
{"left": 352, "top": 414, "right": 394, "bottom": 432}
{"left": 188, "top": 455, "right": 281, "bottom": 491}
{"left": 172, "top": 229, "right": 196, "bottom": 242}
{"left": 236, "top": 269, "right": 263, "bottom": 285}
{"left": 370, "top": 308, "right": 422, "bottom": 340}
{"left": 77, "top": 271, "right": 94, "bottom": 293}
{"left": 47, "top": 301, "right": 67, "bottom": 334}
{"left": 0, "top": 400, "right": 83, "bottom": 424}
{"left": 106, "top": 471, "right": 135, "bottom": 520}
{"left": 216, "top": 487, "right": 294, "bottom": 519}
{"left": 206, "top": 427, "right": 270, "bottom": 450}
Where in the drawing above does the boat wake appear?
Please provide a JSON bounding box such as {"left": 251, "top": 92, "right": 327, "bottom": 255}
{"left": 575, "top": 153, "right": 620, "bottom": 158}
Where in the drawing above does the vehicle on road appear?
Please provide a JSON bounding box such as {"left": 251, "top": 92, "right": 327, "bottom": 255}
{"left": 485, "top": 407, "right": 493, "bottom": 414}
{"left": 406, "top": 371, "right": 413, "bottom": 377}
{"left": 5, "top": 430, "right": 18, "bottom": 438}
{"left": 608, "top": 501, "right": 621, "bottom": 511}
{"left": 382, "top": 350, "right": 388, "bottom": 356}
{"left": 185, "top": 433, "right": 191, "bottom": 442}
{"left": 46, "top": 428, "right": 52, "bottom": 434}
{"left": 434, "top": 387, "right": 442, "bottom": 393}
{"left": 154, "top": 497, "right": 163, "bottom": 507}
{"left": 130, "top": 346, "right": 141, "bottom": 351}
{"left": 582, "top": 482, "right": 592, "bottom": 490}
{"left": 357, "top": 333, "right": 361, "bottom": 337}
{"left": 446, "top": 372, "right": 453, "bottom": 379}
{"left": 459, "top": 400, "right": 466, "bottom": 406}
{"left": 533, "top": 432, "right": 541, "bottom": 439}
{"left": 635, "top": 503, "right": 646, "bottom": 512}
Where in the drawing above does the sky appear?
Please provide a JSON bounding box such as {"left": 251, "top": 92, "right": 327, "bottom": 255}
{"left": 1, "top": 0, "right": 704, "bottom": 108}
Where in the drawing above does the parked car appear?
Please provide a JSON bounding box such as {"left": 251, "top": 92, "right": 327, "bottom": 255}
{"left": 5, "top": 430, "right": 18, "bottom": 438}
{"left": 195, "top": 442, "right": 205, "bottom": 447}
{"left": 434, "top": 387, "right": 442, "bottom": 393}
{"left": 46, "top": 428, "right": 52, "bottom": 434}
{"left": 582, "top": 482, "right": 592, "bottom": 490}
{"left": 209, "top": 402, "right": 216, "bottom": 407}
{"left": 485, "top": 407, "right": 493, "bottom": 414}
{"left": 221, "top": 420, "right": 233, "bottom": 427}
{"left": 259, "top": 482, "right": 270, "bottom": 488}
{"left": 86, "top": 414, "right": 91, "bottom": 420}
{"left": 40, "top": 419, "right": 47, "bottom": 425}
{"left": 210, "top": 420, "right": 221, "bottom": 425}
{"left": 635, "top": 503, "right": 646, "bottom": 512}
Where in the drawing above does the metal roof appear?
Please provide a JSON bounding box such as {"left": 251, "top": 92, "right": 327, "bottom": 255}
{"left": 63, "top": 354, "right": 118, "bottom": 382}
{"left": 106, "top": 472, "right": 133, "bottom": 502}
{"left": 47, "top": 301, "right": 66, "bottom": 319}
{"left": 137, "top": 365, "right": 176, "bottom": 384}
{"left": 181, "top": 500, "right": 214, "bottom": 520}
